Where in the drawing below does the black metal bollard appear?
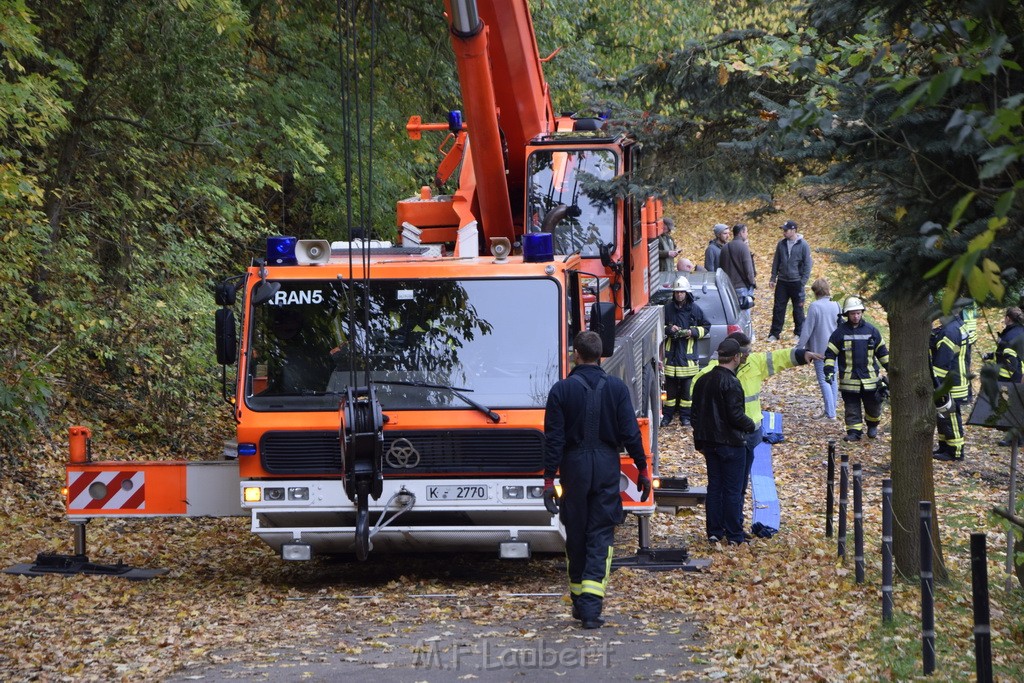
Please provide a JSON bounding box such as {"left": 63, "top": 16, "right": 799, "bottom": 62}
{"left": 826, "top": 440, "right": 836, "bottom": 537}
{"left": 838, "top": 452, "right": 849, "bottom": 559}
{"left": 881, "top": 478, "right": 894, "bottom": 622}
{"left": 853, "top": 463, "right": 864, "bottom": 583}
{"left": 920, "top": 501, "right": 935, "bottom": 675}
{"left": 970, "top": 533, "right": 994, "bottom": 683}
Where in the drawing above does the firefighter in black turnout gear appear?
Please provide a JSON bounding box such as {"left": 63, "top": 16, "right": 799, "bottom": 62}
{"left": 824, "top": 296, "right": 890, "bottom": 442}
{"left": 930, "top": 312, "right": 970, "bottom": 461}
{"left": 543, "top": 331, "right": 651, "bottom": 630}
{"left": 661, "top": 276, "right": 710, "bottom": 426}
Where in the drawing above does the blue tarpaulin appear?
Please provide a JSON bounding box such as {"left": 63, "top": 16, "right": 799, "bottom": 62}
{"left": 751, "top": 412, "right": 782, "bottom": 531}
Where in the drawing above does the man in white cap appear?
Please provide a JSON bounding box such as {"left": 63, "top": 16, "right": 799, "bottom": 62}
{"left": 703, "top": 223, "right": 730, "bottom": 272}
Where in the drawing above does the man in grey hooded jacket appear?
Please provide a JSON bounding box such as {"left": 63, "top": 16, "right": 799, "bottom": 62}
{"left": 767, "top": 220, "right": 812, "bottom": 341}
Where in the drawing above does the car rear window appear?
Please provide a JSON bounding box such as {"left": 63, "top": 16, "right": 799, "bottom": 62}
{"left": 693, "top": 288, "right": 728, "bottom": 324}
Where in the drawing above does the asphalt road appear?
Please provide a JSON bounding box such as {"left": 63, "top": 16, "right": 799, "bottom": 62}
{"left": 169, "top": 606, "right": 706, "bottom": 682}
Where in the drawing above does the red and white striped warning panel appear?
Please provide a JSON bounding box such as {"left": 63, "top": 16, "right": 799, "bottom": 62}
{"left": 67, "top": 470, "right": 146, "bottom": 511}
{"left": 619, "top": 459, "right": 654, "bottom": 508}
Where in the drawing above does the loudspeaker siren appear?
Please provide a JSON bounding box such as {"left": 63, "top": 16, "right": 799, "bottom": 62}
{"left": 295, "top": 239, "right": 332, "bottom": 265}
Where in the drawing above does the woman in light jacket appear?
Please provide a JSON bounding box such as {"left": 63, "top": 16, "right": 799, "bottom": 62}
{"left": 798, "top": 278, "right": 842, "bottom": 419}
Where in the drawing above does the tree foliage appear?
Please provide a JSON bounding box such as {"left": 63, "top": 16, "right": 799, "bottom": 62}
{"left": 599, "top": 0, "right": 1024, "bottom": 575}
{"left": 0, "top": 0, "right": 461, "bottom": 449}
{"left": 2, "top": 0, "right": 770, "bottom": 450}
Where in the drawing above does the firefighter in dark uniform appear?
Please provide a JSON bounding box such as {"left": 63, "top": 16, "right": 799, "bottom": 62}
{"left": 542, "top": 331, "right": 651, "bottom": 630}
{"left": 824, "top": 296, "right": 890, "bottom": 442}
{"left": 931, "top": 312, "right": 970, "bottom": 461}
{"left": 661, "top": 276, "right": 710, "bottom": 427}
{"left": 995, "top": 307, "right": 1024, "bottom": 382}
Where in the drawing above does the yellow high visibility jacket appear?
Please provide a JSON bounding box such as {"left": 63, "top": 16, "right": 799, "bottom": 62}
{"left": 696, "top": 348, "right": 804, "bottom": 427}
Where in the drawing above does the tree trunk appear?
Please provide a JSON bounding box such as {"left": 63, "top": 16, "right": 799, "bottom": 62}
{"left": 887, "top": 294, "right": 947, "bottom": 580}
{"left": 32, "top": 0, "right": 125, "bottom": 304}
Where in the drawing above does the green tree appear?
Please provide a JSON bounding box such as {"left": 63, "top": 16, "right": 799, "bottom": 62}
{"left": 601, "top": 0, "right": 1024, "bottom": 576}
{"left": 0, "top": 0, "right": 74, "bottom": 445}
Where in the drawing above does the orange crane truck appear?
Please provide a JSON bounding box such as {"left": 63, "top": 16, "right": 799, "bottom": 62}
{"left": 40, "top": 0, "right": 688, "bottom": 571}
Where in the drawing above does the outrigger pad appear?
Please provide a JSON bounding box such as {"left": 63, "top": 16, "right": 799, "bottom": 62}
{"left": 4, "top": 553, "right": 168, "bottom": 580}
{"left": 611, "top": 548, "right": 713, "bottom": 572}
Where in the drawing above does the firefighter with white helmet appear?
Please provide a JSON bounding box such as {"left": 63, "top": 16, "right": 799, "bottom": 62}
{"left": 661, "top": 275, "right": 710, "bottom": 427}
{"left": 824, "top": 296, "right": 890, "bottom": 442}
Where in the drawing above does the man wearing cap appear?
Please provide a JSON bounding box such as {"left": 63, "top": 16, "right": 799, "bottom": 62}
{"left": 542, "top": 331, "right": 652, "bottom": 629}
{"left": 661, "top": 276, "right": 710, "bottom": 427}
{"left": 768, "top": 220, "right": 812, "bottom": 342}
{"left": 695, "top": 332, "right": 821, "bottom": 527}
{"left": 704, "top": 223, "right": 730, "bottom": 272}
{"left": 658, "top": 218, "right": 680, "bottom": 284}
{"left": 691, "top": 338, "right": 757, "bottom": 545}
{"left": 824, "top": 296, "right": 890, "bottom": 442}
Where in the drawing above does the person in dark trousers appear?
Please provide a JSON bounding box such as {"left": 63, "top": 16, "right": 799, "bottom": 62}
{"left": 768, "top": 220, "right": 812, "bottom": 342}
{"left": 720, "top": 223, "right": 757, "bottom": 297}
{"left": 931, "top": 312, "right": 970, "bottom": 461}
{"left": 695, "top": 332, "right": 821, "bottom": 527}
{"left": 824, "top": 296, "right": 890, "bottom": 442}
{"left": 542, "top": 331, "right": 652, "bottom": 630}
{"left": 661, "top": 276, "right": 710, "bottom": 427}
{"left": 720, "top": 222, "right": 757, "bottom": 330}
{"left": 692, "top": 338, "right": 757, "bottom": 545}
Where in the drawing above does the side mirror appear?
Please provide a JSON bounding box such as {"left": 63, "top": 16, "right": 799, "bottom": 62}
{"left": 215, "top": 308, "right": 237, "bottom": 365}
{"left": 215, "top": 280, "right": 237, "bottom": 306}
{"left": 251, "top": 281, "right": 280, "bottom": 306}
{"left": 589, "top": 302, "right": 616, "bottom": 357}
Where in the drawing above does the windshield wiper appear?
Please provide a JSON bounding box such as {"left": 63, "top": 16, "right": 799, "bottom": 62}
{"left": 372, "top": 379, "right": 501, "bottom": 423}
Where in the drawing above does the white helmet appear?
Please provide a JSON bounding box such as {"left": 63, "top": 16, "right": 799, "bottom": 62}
{"left": 843, "top": 296, "right": 865, "bottom": 314}
{"left": 672, "top": 276, "right": 691, "bottom": 293}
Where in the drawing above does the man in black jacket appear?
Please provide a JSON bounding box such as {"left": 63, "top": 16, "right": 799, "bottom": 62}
{"left": 543, "top": 331, "right": 652, "bottom": 629}
{"left": 691, "top": 338, "right": 757, "bottom": 545}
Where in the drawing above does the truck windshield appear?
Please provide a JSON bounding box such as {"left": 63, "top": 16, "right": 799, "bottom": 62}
{"left": 245, "top": 277, "right": 561, "bottom": 411}
{"left": 526, "top": 148, "right": 617, "bottom": 258}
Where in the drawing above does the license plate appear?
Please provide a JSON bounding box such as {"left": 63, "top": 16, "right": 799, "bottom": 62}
{"left": 426, "top": 485, "right": 489, "bottom": 501}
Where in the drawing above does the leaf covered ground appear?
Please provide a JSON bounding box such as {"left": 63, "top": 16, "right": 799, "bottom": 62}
{"left": 1, "top": 192, "right": 1022, "bottom": 681}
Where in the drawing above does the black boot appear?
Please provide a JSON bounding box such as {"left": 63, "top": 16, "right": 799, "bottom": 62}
{"left": 867, "top": 424, "right": 878, "bottom": 439}
{"left": 660, "top": 412, "right": 674, "bottom": 427}
{"left": 843, "top": 431, "right": 861, "bottom": 442}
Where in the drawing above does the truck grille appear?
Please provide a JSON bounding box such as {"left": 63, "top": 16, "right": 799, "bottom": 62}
{"left": 261, "top": 431, "right": 343, "bottom": 474}
{"left": 260, "top": 429, "right": 545, "bottom": 475}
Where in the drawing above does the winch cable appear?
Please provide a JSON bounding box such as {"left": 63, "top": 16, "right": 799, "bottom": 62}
{"left": 335, "top": 0, "right": 372, "bottom": 388}
{"left": 336, "top": 0, "right": 384, "bottom": 561}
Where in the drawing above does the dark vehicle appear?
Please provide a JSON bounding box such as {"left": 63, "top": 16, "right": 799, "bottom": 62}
{"left": 652, "top": 268, "right": 753, "bottom": 366}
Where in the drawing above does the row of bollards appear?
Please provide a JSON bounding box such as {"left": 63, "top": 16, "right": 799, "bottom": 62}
{"left": 825, "top": 440, "right": 996, "bottom": 680}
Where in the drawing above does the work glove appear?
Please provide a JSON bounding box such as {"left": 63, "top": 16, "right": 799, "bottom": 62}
{"left": 637, "top": 471, "right": 652, "bottom": 503}
{"left": 824, "top": 372, "right": 834, "bottom": 385}
{"left": 542, "top": 478, "right": 559, "bottom": 515}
